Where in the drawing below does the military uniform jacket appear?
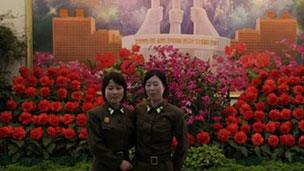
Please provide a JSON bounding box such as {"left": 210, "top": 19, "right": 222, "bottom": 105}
{"left": 87, "top": 103, "right": 135, "bottom": 171}
{"left": 133, "top": 101, "right": 188, "bottom": 171}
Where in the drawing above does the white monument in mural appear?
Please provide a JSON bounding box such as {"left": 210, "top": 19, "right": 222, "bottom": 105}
{"left": 122, "top": 0, "right": 230, "bottom": 61}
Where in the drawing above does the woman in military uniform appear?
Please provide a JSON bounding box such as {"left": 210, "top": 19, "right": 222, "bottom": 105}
{"left": 87, "top": 72, "right": 134, "bottom": 171}
{"left": 133, "top": 69, "right": 188, "bottom": 171}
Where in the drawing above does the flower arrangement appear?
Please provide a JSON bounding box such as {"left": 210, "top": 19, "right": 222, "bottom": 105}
{"left": 215, "top": 64, "right": 304, "bottom": 161}
{"left": 0, "top": 65, "right": 104, "bottom": 161}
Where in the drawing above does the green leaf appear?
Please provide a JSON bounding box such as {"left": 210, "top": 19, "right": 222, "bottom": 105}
{"left": 261, "top": 144, "right": 271, "bottom": 155}
{"left": 291, "top": 146, "right": 304, "bottom": 153}
{"left": 11, "top": 152, "right": 21, "bottom": 162}
{"left": 8, "top": 144, "right": 19, "bottom": 156}
{"left": 42, "top": 136, "right": 52, "bottom": 147}
{"left": 47, "top": 143, "right": 56, "bottom": 154}
{"left": 285, "top": 151, "right": 294, "bottom": 162}
{"left": 239, "top": 146, "right": 248, "bottom": 157}
{"left": 254, "top": 147, "right": 261, "bottom": 158}
{"left": 42, "top": 150, "right": 50, "bottom": 159}
{"left": 272, "top": 148, "right": 283, "bottom": 160}
{"left": 228, "top": 140, "right": 239, "bottom": 149}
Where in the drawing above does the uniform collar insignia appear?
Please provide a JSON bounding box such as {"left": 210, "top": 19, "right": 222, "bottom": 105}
{"left": 146, "top": 105, "right": 163, "bottom": 114}
{"left": 108, "top": 106, "right": 124, "bottom": 116}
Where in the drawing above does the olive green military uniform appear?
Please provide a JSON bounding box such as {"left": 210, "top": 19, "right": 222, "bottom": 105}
{"left": 87, "top": 103, "right": 135, "bottom": 171}
{"left": 133, "top": 101, "right": 188, "bottom": 171}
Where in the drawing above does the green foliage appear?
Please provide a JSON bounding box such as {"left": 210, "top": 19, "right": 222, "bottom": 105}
{"left": 184, "top": 145, "right": 232, "bottom": 170}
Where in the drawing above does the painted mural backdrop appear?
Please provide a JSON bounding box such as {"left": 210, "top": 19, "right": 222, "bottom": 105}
{"left": 33, "top": 0, "right": 301, "bottom": 52}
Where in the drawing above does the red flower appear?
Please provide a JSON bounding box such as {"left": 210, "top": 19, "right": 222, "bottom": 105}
{"left": 32, "top": 113, "right": 49, "bottom": 126}
{"left": 6, "top": 99, "right": 17, "bottom": 110}
{"left": 63, "top": 128, "right": 76, "bottom": 139}
{"left": 79, "top": 128, "right": 88, "bottom": 140}
{"left": 255, "top": 102, "right": 265, "bottom": 111}
{"left": 57, "top": 88, "right": 68, "bottom": 100}
{"left": 0, "top": 111, "right": 12, "bottom": 124}
{"left": 12, "top": 127, "right": 26, "bottom": 140}
{"left": 68, "top": 72, "right": 80, "bottom": 80}
{"left": 33, "top": 67, "right": 43, "bottom": 78}
{"left": 293, "top": 108, "right": 304, "bottom": 120}
{"left": 71, "top": 80, "right": 81, "bottom": 91}
{"left": 268, "top": 135, "right": 279, "bottom": 148}
{"left": 19, "top": 66, "right": 30, "bottom": 78}
{"left": 196, "top": 131, "right": 210, "bottom": 144}
{"left": 47, "top": 66, "right": 58, "bottom": 78}
{"left": 58, "top": 67, "right": 69, "bottom": 77}
{"left": 298, "top": 136, "right": 304, "bottom": 148}
{"left": 280, "top": 109, "right": 291, "bottom": 120}
{"left": 222, "top": 106, "right": 237, "bottom": 117}
{"left": 76, "top": 113, "right": 87, "bottom": 127}
{"left": 14, "top": 76, "right": 25, "bottom": 85}
{"left": 280, "top": 134, "right": 295, "bottom": 147}
{"left": 40, "top": 87, "right": 50, "bottom": 97}
{"left": 51, "top": 102, "right": 62, "bottom": 112}
{"left": 240, "top": 124, "right": 251, "bottom": 134}
{"left": 48, "top": 114, "right": 60, "bottom": 127}
{"left": 47, "top": 127, "right": 57, "bottom": 138}
{"left": 278, "top": 77, "right": 289, "bottom": 85}
{"left": 278, "top": 83, "right": 289, "bottom": 93}
{"left": 293, "top": 85, "right": 303, "bottom": 94}
{"left": 12, "top": 84, "right": 26, "bottom": 93}
{"left": 236, "top": 43, "right": 247, "bottom": 54}
{"left": 278, "top": 93, "right": 290, "bottom": 105}
{"left": 270, "top": 69, "right": 281, "bottom": 79}
{"left": 0, "top": 126, "right": 12, "bottom": 138}
{"left": 227, "top": 123, "right": 238, "bottom": 135}
{"left": 27, "top": 76, "right": 37, "bottom": 87}
{"left": 254, "top": 52, "right": 271, "bottom": 68}
{"left": 245, "top": 86, "right": 258, "bottom": 102}
{"left": 266, "top": 93, "right": 278, "bottom": 105}
{"left": 18, "top": 112, "right": 33, "bottom": 125}
{"left": 217, "top": 129, "right": 231, "bottom": 143}
{"left": 298, "top": 120, "right": 304, "bottom": 132}
{"left": 82, "top": 102, "right": 93, "bottom": 112}
{"left": 38, "top": 100, "right": 50, "bottom": 112}
{"left": 40, "top": 76, "right": 52, "bottom": 87}
{"left": 254, "top": 111, "right": 265, "bottom": 121}
{"left": 234, "top": 131, "right": 247, "bottom": 145}
{"left": 239, "top": 103, "right": 252, "bottom": 115}
{"left": 56, "top": 76, "right": 69, "bottom": 88}
{"left": 64, "top": 102, "right": 78, "bottom": 113}
{"left": 132, "top": 44, "right": 140, "bottom": 52}
{"left": 242, "top": 111, "right": 254, "bottom": 121}
{"left": 61, "top": 114, "right": 75, "bottom": 126}
{"left": 279, "top": 121, "right": 292, "bottom": 134}
{"left": 289, "top": 76, "right": 300, "bottom": 85}
{"left": 25, "top": 87, "right": 37, "bottom": 97}
{"left": 251, "top": 133, "right": 264, "bottom": 146}
{"left": 187, "top": 133, "right": 195, "bottom": 146}
{"left": 30, "top": 127, "right": 43, "bottom": 141}
{"left": 119, "top": 48, "right": 131, "bottom": 60}
{"left": 295, "top": 95, "right": 304, "bottom": 104}
{"left": 212, "top": 123, "right": 223, "bottom": 131}
{"left": 130, "top": 54, "right": 144, "bottom": 64}
{"left": 21, "top": 101, "right": 35, "bottom": 112}
{"left": 252, "top": 121, "right": 265, "bottom": 133}
{"left": 95, "top": 52, "right": 117, "bottom": 70}
{"left": 269, "top": 109, "right": 280, "bottom": 121}
{"left": 265, "top": 122, "right": 276, "bottom": 133}
{"left": 120, "top": 60, "right": 137, "bottom": 75}
{"left": 71, "top": 91, "right": 82, "bottom": 101}
{"left": 94, "top": 96, "right": 105, "bottom": 106}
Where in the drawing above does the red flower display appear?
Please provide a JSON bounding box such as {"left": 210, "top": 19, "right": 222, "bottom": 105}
{"left": 30, "top": 127, "right": 43, "bottom": 141}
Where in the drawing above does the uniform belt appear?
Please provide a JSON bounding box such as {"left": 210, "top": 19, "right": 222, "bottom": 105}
{"left": 136, "top": 153, "right": 171, "bottom": 166}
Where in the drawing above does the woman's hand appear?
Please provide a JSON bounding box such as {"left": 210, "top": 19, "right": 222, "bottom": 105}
{"left": 120, "top": 160, "right": 133, "bottom": 171}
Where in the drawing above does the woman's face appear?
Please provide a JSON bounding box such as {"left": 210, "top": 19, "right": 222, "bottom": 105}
{"left": 145, "top": 75, "right": 165, "bottom": 101}
{"left": 105, "top": 80, "right": 124, "bottom": 106}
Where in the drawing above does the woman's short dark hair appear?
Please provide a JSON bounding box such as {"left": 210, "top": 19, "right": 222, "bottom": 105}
{"left": 102, "top": 72, "right": 127, "bottom": 101}
{"left": 143, "top": 69, "right": 168, "bottom": 97}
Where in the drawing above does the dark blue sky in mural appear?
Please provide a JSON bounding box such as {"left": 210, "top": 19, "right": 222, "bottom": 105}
{"left": 32, "top": 0, "right": 297, "bottom": 51}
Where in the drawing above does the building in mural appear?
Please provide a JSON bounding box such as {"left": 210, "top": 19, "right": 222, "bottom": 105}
{"left": 232, "top": 11, "right": 297, "bottom": 56}
{"left": 52, "top": 8, "right": 121, "bottom": 62}
{"left": 122, "top": 0, "right": 230, "bottom": 61}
